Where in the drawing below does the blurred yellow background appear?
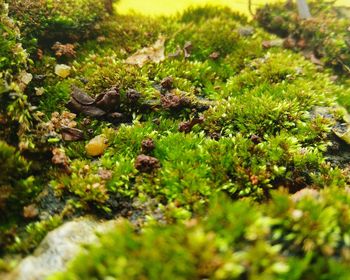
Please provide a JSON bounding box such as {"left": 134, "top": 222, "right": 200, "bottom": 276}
{"left": 117, "top": 0, "right": 350, "bottom": 16}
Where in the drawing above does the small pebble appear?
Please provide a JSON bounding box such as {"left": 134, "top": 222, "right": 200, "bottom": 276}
{"left": 141, "top": 138, "right": 155, "bottom": 154}
{"left": 134, "top": 154, "right": 160, "bottom": 173}
{"left": 85, "top": 135, "right": 108, "bottom": 156}
{"left": 55, "top": 64, "right": 71, "bottom": 78}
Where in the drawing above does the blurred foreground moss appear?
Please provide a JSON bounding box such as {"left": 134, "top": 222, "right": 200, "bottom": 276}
{"left": 7, "top": 0, "right": 119, "bottom": 48}
{"left": 51, "top": 189, "right": 350, "bottom": 280}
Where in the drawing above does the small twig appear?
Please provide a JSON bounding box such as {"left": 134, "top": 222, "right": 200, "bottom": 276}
{"left": 248, "top": 0, "right": 254, "bottom": 17}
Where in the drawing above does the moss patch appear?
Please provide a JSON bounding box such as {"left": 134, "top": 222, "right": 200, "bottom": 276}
{"left": 2, "top": 2, "right": 350, "bottom": 279}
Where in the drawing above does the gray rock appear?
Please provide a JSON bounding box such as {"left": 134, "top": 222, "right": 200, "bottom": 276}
{"left": 5, "top": 217, "right": 117, "bottom": 280}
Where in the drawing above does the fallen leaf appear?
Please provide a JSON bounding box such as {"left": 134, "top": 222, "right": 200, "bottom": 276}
{"left": 66, "top": 86, "right": 122, "bottom": 118}
{"left": 95, "top": 87, "right": 120, "bottom": 112}
{"left": 66, "top": 98, "right": 106, "bottom": 117}
{"left": 262, "top": 39, "right": 284, "bottom": 48}
{"left": 71, "top": 86, "right": 95, "bottom": 105}
{"left": 183, "top": 41, "right": 193, "bottom": 58}
{"left": 126, "top": 37, "right": 165, "bottom": 67}
{"left": 60, "top": 126, "right": 84, "bottom": 141}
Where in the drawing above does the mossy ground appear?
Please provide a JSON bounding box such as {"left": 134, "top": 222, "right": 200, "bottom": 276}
{"left": 1, "top": 1, "right": 350, "bottom": 279}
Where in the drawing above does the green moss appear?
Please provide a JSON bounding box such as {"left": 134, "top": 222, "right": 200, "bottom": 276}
{"left": 0, "top": 141, "right": 43, "bottom": 254}
{"left": 2, "top": 3, "right": 350, "bottom": 278}
{"left": 0, "top": 141, "right": 35, "bottom": 209}
{"left": 7, "top": 0, "right": 119, "bottom": 48}
{"left": 8, "top": 215, "right": 63, "bottom": 254}
{"left": 255, "top": 0, "right": 350, "bottom": 75}
{"left": 0, "top": 1, "right": 33, "bottom": 144}
{"left": 179, "top": 5, "right": 248, "bottom": 24}
{"left": 0, "top": 2, "right": 28, "bottom": 76}
{"left": 40, "top": 4, "right": 349, "bottom": 213}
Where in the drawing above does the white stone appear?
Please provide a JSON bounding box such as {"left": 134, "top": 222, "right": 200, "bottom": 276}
{"left": 54, "top": 64, "right": 71, "bottom": 78}
{"left": 20, "top": 71, "right": 33, "bottom": 85}
{"left": 5, "top": 217, "right": 116, "bottom": 280}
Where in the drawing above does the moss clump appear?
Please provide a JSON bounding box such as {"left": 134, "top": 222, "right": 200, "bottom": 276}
{"left": 0, "top": 1, "right": 28, "bottom": 76}
{"left": 0, "top": 141, "right": 33, "bottom": 209}
{"left": 7, "top": 0, "right": 118, "bottom": 48}
{"left": 255, "top": 0, "right": 350, "bottom": 111}
{"left": 255, "top": 0, "right": 350, "bottom": 75}
{"left": 0, "top": 1, "right": 33, "bottom": 144}
{"left": 8, "top": 215, "right": 63, "bottom": 254}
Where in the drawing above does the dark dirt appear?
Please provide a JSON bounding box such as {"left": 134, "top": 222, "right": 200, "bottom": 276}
{"left": 126, "top": 89, "right": 141, "bottom": 103}
{"left": 134, "top": 154, "right": 160, "bottom": 173}
{"left": 141, "top": 138, "right": 155, "bottom": 154}
{"left": 325, "top": 135, "right": 350, "bottom": 168}
{"left": 160, "top": 77, "right": 174, "bottom": 90}
{"left": 160, "top": 93, "right": 191, "bottom": 110}
{"left": 178, "top": 116, "right": 204, "bottom": 133}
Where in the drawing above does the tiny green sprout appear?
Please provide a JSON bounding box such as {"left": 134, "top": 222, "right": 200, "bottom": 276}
{"left": 47, "top": 138, "right": 60, "bottom": 143}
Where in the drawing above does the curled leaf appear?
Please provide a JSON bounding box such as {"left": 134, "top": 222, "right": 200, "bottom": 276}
{"left": 71, "top": 86, "right": 95, "bottom": 105}
{"left": 95, "top": 87, "right": 120, "bottom": 112}
{"left": 183, "top": 41, "right": 193, "bottom": 58}
{"left": 60, "top": 127, "right": 84, "bottom": 141}
{"left": 66, "top": 86, "right": 122, "bottom": 118}
{"left": 66, "top": 98, "right": 106, "bottom": 117}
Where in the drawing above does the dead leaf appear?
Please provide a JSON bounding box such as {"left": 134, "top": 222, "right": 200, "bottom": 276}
{"left": 71, "top": 86, "right": 95, "bottom": 105}
{"left": 126, "top": 37, "right": 165, "bottom": 67}
{"left": 95, "top": 87, "right": 120, "bottom": 112}
{"left": 262, "top": 39, "right": 284, "bottom": 48}
{"left": 60, "top": 126, "right": 84, "bottom": 141}
{"left": 66, "top": 98, "right": 106, "bottom": 117}
{"left": 183, "top": 41, "right": 193, "bottom": 58}
{"left": 209, "top": 51, "right": 220, "bottom": 60}
{"left": 66, "top": 86, "right": 120, "bottom": 118}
